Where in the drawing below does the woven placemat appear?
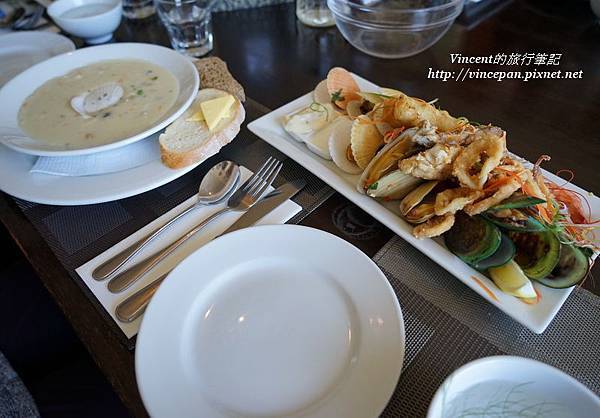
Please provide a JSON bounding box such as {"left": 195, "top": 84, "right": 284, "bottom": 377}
{"left": 12, "top": 97, "right": 333, "bottom": 345}
{"left": 374, "top": 236, "right": 600, "bottom": 417}
{"left": 13, "top": 98, "right": 332, "bottom": 270}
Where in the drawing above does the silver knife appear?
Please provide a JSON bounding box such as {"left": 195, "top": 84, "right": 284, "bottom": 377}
{"left": 115, "top": 179, "right": 306, "bottom": 323}
{"left": 221, "top": 178, "right": 305, "bottom": 235}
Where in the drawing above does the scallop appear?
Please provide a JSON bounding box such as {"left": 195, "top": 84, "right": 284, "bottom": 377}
{"left": 350, "top": 115, "right": 383, "bottom": 169}
{"left": 326, "top": 67, "right": 361, "bottom": 109}
{"left": 376, "top": 122, "right": 393, "bottom": 137}
{"left": 71, "top": 82, "right": 124, "bottom": 118}
{"left": 346, "top": 100, "right": 364, "bottom": 119}
{"left": 313, "top": 79, "right": 330, "bottom": 104}
{"left": 329, "top": 117, "right": 362, "bottom": 175}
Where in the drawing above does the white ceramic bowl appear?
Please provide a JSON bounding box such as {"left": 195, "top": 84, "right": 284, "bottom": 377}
{"left": 48, "top": 0, "right": 122, "bottom": 45}
{"left": 0, "top": 42, "right": 199, "bottom": 156}
{"left": 592, "top": 0, "right": 600, "bottom": 18}
{"left": 428, "top": 356, "right": 600, "bottom": 418}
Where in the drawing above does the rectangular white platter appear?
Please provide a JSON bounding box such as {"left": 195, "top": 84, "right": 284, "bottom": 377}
{"left": 248, "top": 74, "right": 599, "bottom": 334}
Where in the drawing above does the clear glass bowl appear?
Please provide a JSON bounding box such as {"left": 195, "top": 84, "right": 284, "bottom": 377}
{"left": 327, "top": 0, "right": 464, "bottom": 59}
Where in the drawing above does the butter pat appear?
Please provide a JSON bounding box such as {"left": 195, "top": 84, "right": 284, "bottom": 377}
{"left": 200, "top": 94, "right": 235, "bottom": 131}
{"left": 186, "top": 108, "right": 205, "bottom": 122}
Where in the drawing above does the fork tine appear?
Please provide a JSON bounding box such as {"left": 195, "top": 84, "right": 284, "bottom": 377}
{"left": 251, "top": 161, "right": 283, "bottom": 199}
{"left": 247, "top": 158, "right": 278, "bottom": 196}
{"left": 242, "top": 157, "right": 274, "bottom": 191}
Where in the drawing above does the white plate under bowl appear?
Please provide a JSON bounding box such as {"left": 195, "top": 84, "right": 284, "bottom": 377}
{"left": 0, "top": 133, "right": 205, "bottom": 205}
{"left": 0, "top": 31, "right": 75, "bottom": 88}
{"left": 428, "top": 356, "right": 600, "bottom": 418}
{"left": 136, "top": 225, "right": 405, "bottom": 418}
{"left": 247, "top": 74, "right": 599, "bottom": 334}
{"left": 0, "top": 42, "right": 199, "bottom": 156}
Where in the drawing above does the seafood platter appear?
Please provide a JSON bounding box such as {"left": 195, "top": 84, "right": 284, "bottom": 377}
{"left": 248, "top": 67, "right": 599, "bottom": 333}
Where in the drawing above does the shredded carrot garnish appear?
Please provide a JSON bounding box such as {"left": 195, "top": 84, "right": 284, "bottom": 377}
{"left": 471, "top": 276, "right": 500, "bottom": 302}
{"left": 383, "top": 126, "right": 405, "bottom": 143}
{"left": 548, "top": 185, "right": 597, "bottom": 225}
{"left": 483, "top": 166, "right": 525, "bottom": 193}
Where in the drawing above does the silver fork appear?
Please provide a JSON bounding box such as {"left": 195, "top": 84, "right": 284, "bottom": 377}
{"left": 107, "top": 157, "right": 283, "bottom": 294}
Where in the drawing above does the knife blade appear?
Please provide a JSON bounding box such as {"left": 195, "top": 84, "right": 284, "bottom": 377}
{"left": 222, "top": 179, "right": 305, "bottom": 235}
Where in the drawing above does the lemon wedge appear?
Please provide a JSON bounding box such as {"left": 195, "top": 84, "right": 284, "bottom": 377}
{"left": 488, "top": 260, "right": 537, "bottom": 300}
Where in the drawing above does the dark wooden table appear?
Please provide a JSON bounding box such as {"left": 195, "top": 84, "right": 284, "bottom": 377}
{"left": 1, "top": 1, "right": 599, "bottom": 416}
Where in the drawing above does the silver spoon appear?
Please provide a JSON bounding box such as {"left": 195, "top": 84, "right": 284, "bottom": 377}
{"left": 92, "top": 161, "right": 240, "bottom": 280}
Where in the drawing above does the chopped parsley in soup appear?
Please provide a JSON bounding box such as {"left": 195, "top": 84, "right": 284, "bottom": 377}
{"left": 18, "top": 59, "right": 179, "bottom": 149}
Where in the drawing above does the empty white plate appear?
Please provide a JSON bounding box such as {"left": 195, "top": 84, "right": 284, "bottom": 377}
{"left": 0, "top": 31, "right": 75, "bottom": 88}
{"left": 428, "top": 356, "right": 600, "bottom": 418}
{"left": 136, "top": 225, "right": 405, "bottom": 418}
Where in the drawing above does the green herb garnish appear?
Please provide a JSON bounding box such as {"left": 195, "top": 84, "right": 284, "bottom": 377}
{"left": 368, "top": 182, "right": 378, "bottom": 190}
{"left": 331, "top": 89, "right": 344, "bottom": 103}
{"left": 137, "top": 89, "right": 144, "bottom": 96}
{"left": 151, "top": 76, "right": 158, "bottom": 80}
{"left": 309, "top": 102, "right": 329, "bottom": 119}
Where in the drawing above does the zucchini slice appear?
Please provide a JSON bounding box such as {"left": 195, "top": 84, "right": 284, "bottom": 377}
{"left": 472, "top": 234, "right": 516, "bottom": 271}
{"left": 508, "top": 231, "right": 561, "bottom": 279}
{"left": 489, "top": 193, "right": 546, "bottom": 210}
{"left": 535, "top": 244, "right": 590, "bottom": 289}
{"left": 444, "top": 213, "right": 501, "bottom": 265}
{"left": 483, "top": 212, "right": 546, "bottom": 232}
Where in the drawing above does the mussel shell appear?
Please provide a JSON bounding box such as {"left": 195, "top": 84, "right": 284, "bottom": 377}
{"left": 399, "top": 180, "right": 439, "bottom": 216}
{"left": 405, "top": 202, "right": 435, "bottom": 224}
{"left": 357, "top": 131, "right": 420, "bottom": 194}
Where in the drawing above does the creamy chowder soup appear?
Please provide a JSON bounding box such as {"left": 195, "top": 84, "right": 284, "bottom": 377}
{"left": 18, "top": 59, "right": 179, "bottom": 149}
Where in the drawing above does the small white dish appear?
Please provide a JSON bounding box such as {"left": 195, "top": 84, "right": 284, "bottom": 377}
{"left": 136, "top": 225, "right": 405, "bottom": 418}
{"left": 428, "top": 356, "right": 600, "bottom": 418}
{"left": 0, "top": 32, "right": 75, "bottom": 88}
{"left": 247, "top": 74, "right": 600, "bottom": 334}
{"left": 48, "top": 0, "right": 122, "bottom": 45}
{"left": 0, "top": 42, "right": 199, "bottom": 157}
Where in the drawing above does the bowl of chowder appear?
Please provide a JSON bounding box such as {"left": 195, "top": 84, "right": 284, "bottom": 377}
{"left": 0, "top": 43, "right": 199, "bottom": 156}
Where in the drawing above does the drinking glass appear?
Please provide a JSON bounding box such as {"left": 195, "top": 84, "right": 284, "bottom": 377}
{"left": 122, "top": 0, "right": 156, "bottom": 19}
{"left": 296, "top": 0, "right": 335, "bottom": 27}
{"left": 155, "top": 0, "right": 214, "bottom": 57}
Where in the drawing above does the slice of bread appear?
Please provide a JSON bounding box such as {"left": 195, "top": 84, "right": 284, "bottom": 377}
{"left": 194, "top": 57, "right": 246, "bottom": 102}
{"left": 159, "top": 88, "right": 245, "bottom": 169}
